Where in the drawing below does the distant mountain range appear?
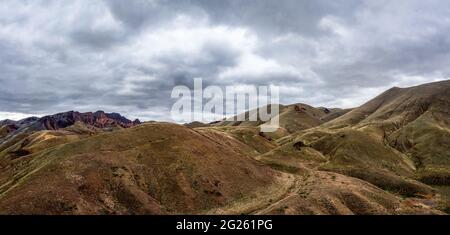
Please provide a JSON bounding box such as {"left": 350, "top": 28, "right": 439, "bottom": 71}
{"left": 0, "top": 80, "right": 449, "bottom": 215}
{"left": 0, "top": 111, "right": 140, "bottom": 140}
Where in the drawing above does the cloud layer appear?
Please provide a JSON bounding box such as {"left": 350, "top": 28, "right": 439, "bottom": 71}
{"left": 1, "top": 0, "right": 449, "bottom": 121}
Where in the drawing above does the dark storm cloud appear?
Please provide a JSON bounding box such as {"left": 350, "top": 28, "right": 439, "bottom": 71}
{"left": 105, "top": 0, "right": 196, "bottom": 28}
{"left": 191, "top": 0, "right": 364, "bottom": 37}
{"left": 0, "top": 0, "right": 449, "bottom": 120}
{"left": 69, "top": 28, "right": 126, "bottom": 49}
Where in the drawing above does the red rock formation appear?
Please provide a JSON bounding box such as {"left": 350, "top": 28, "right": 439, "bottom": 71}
{"left": 37, "top": 111, "right": 140, "bottom": 130}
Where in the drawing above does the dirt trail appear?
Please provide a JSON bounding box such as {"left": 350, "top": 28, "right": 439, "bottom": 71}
{"left": 202, "top": 171, "right": 299, "bottom": 215}
{"left": 249, "top": 176, "right": 302, "bottom": 215}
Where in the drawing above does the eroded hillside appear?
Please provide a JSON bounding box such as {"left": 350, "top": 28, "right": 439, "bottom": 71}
{"left": 0, "top": 80, "right": 449, "bottom": 214}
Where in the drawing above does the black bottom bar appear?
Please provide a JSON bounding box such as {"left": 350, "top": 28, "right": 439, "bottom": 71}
{"left": 0, "top": 215, "right": 447, "bottom": 234}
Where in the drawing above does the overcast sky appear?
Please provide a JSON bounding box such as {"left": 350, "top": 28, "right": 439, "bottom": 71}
{"left": 1, "top": 0, "right": 449, "bottom": 121}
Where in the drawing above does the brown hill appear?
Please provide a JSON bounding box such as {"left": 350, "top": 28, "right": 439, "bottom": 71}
{"left": 325, "top": 80, "right": 450, "bottom": 187}
{"left": 326, "top": 80, "right": 450, "bottom": 129}
{"left": 0, "top": 123, "right": 285, "bottom": 214}
{"left": 214, "top": 103, "right": 350, "bottom": 134}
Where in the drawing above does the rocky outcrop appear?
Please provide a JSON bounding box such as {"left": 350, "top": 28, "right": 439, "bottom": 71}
{"left": 0, "top": 111, "right": 140, "bottom": 140}
{"left": 36, "top": 111, "right": 140, "bottom": 130}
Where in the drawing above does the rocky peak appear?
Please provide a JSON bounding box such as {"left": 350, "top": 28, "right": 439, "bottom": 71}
{"left": 36, "top": 111, "right": 140, "bottom": 130}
